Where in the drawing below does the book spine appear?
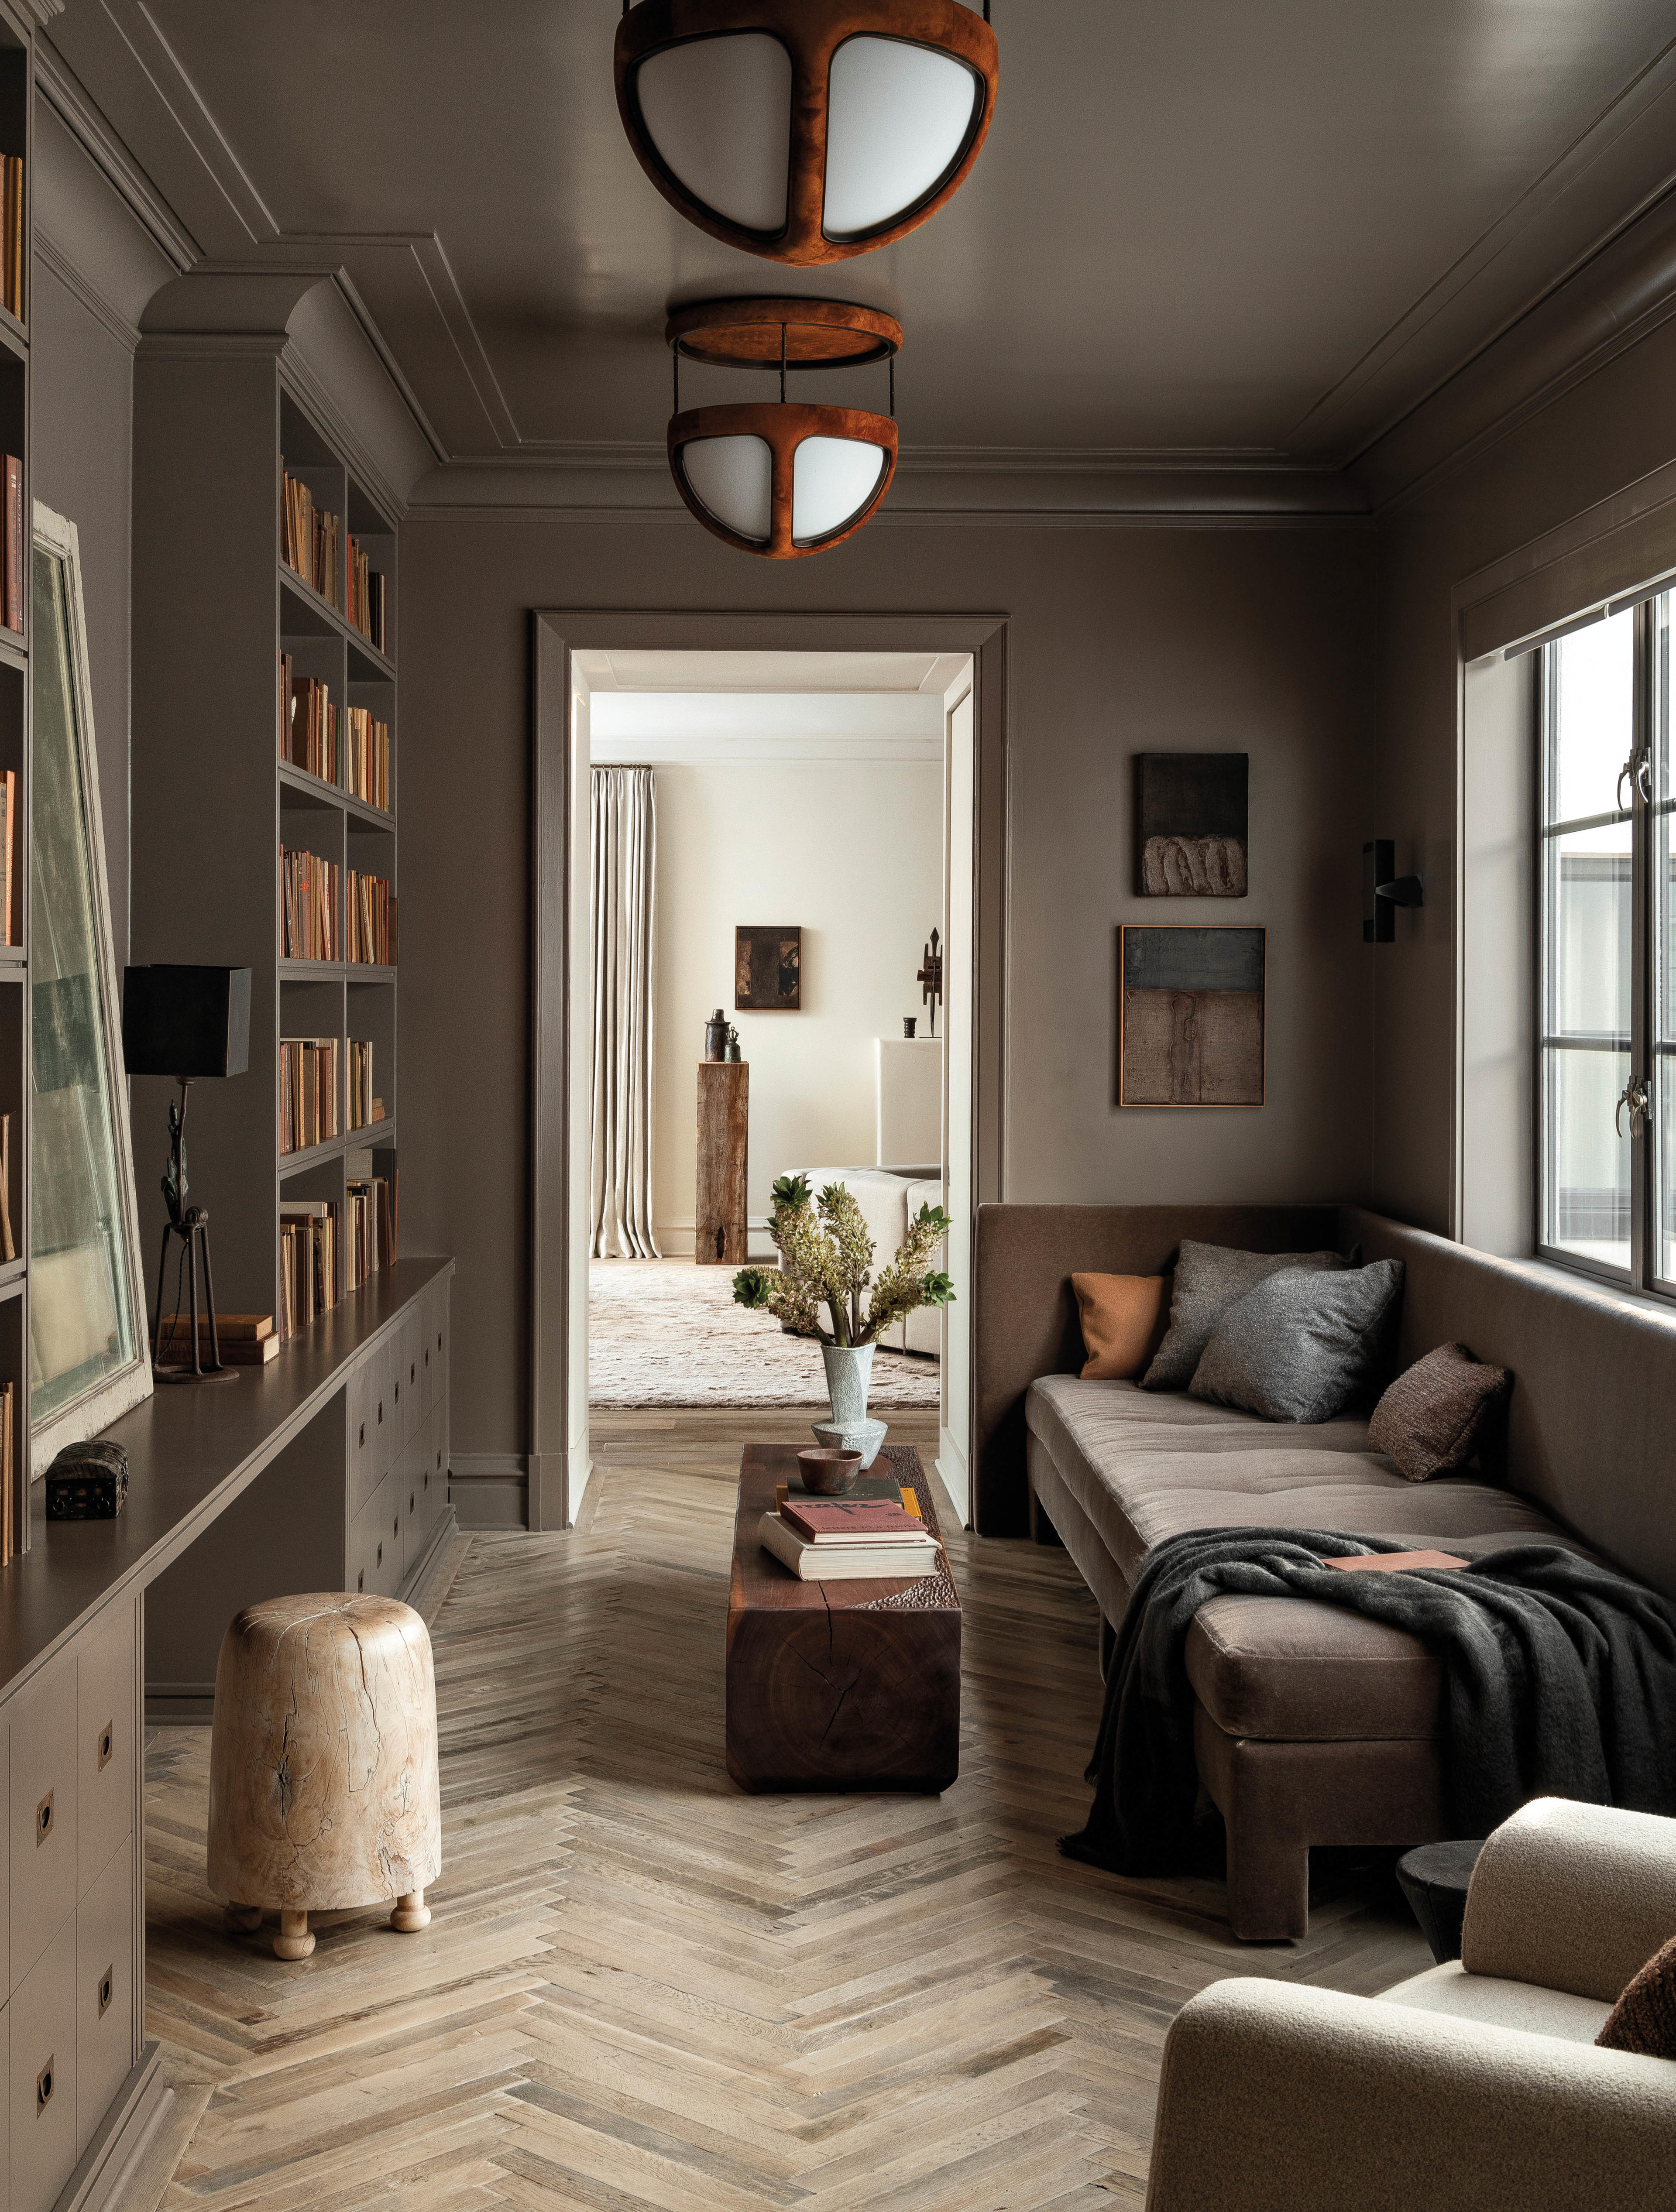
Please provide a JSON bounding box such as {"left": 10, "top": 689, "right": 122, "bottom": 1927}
{"left": 3, "top": 454, "right": 20, "bottom": 634}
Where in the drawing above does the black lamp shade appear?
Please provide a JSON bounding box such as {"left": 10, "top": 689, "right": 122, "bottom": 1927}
{"left": 122, "top": 965, "right": 251, "bottom": 1080}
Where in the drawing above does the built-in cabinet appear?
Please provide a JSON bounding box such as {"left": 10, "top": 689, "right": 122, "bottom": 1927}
{"left": 0, "top": 1590, "right": 140, "bottom": 2212}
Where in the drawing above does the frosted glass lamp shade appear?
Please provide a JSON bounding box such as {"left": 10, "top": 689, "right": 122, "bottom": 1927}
{"left": 792, "top": 437, "right": 887, "bottom": 544}
{"left": 823, "top": 38, "right": 982, "bottom": 239}
{"left": 679, "top": 436, "right": 774, "bottom": 544}
{"left": 633, "top": 33, "right": 791, "bottom": 234}
{"left": 615, "top": 1, "right": 997, "bottom": 267}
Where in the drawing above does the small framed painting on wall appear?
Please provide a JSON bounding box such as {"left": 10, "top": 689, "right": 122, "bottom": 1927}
{"left": 1119, "top": 925, "right": 1265, "bottom": 1107}
{"left": 735, "top": 925, "right": 802, "bottom": 1011}
{"left": 1134, "top": 752, "right": 1248, "bottom": 896}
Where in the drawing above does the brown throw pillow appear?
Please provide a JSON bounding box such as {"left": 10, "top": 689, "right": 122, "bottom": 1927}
{"left": 1597, "top": 1934, "right": 1676, "bottom": 2058}
{"left": 1368, "top": 1341, "right": 1511, "bottom": 1482}
{"left": 1072, "top": 1273, "right": 1168, "bottom": 1381}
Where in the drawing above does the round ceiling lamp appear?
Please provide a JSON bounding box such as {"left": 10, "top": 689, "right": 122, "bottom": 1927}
{"left": 666, "top": 298, "right": 901, "bottom": 559}
{"left": 615, "top": 2, "right": 998, "bottom": 266}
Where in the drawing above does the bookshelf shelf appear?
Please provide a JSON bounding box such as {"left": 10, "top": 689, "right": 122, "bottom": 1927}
{"left": 0, "top": 627, "right": 22, "bottom": 668}
{"left": 0, "top": 306, "right": 23, "bottom": 362}
{"left": 137, "top": 348, "right": 398, "bottom": 1343}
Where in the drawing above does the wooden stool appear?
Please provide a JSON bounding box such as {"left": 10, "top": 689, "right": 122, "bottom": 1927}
{"left": 206, "top": 1593, "right": 441, "bottom": 1961}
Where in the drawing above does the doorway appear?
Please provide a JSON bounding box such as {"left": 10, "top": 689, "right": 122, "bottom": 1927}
{"left": 530, "top": 613, "right": 1008, "bottom": 1534}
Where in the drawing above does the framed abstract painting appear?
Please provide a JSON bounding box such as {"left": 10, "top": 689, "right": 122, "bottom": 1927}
{"left": 735, "top": 925, "right": 802, "bottom": 1011}
{"left": 1119, "top": 924, "right": 1266, "bottom": 1107}
{"left": 1134, "top": 752, "right": 1248, "bottom": 896}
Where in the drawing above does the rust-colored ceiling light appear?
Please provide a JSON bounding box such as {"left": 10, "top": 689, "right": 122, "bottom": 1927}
{"left": 616, "top": 1, "right": 998, "bottom": 266}
{"left": 666, "top": 298, "right": 900, "bottom": 558}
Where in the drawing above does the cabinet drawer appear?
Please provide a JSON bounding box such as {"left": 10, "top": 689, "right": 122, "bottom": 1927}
{"left": 10, "top": 1917, "right": 75, "bottom": 2212}
{"left": 77, "top": 1605, "right": 136, "bottom": 1901}
{"left": 10, "top": 1665, "right": 76, "bottom": 1992}
{"left": 347, "top": 1358, "right": 378, "bottom": 1519}
{"left": 75, "top": 1836, "right": 133, "bottom": 2157}
{"left": 368, "top": 1340, "right": 394, "bottom": 1480}
{"left": 432, "top": 1291, "right": 449, "bottom": 1418}
{"left": 398, "top": 1314, "right": 422, "bottom": 1449}
{"left": 420, "top": 1289, "right": 440, "bottom": 1415}
{"left": 349, "top": 1476, "right": 398, "bottom": 1600}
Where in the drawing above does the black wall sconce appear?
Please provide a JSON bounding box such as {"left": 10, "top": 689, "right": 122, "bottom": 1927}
{"left": 1363, "top": 840, "right": 1425, "bottom": 943}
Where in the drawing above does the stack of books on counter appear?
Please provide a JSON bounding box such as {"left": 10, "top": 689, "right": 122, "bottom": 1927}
{"left": 759, "top": 1476, "right": 940, "bottom": 1581}
{"left": 156, "top": 1312, "right": 279, "bottom": 1367}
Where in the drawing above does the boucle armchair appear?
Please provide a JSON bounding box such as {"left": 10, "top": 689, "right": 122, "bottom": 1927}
{"left": 1145, "top": 1798, "right": 1676, "bottom": 2212}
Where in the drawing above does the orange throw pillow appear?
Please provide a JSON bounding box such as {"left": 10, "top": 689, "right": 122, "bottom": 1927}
{"left": 1072, "top": 1273, "right": 1168, "bottom": 1381}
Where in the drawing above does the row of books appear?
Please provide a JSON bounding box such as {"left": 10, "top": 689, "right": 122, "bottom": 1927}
{"left": 281, "top": 468, "right": 341, "bottom": 609}
{"left": 3, "top": 453, "right": 21, "bottom": 634}
{"left": 759, "top": 1477, "right": 941, "bottom": 1582}
{"left": 347, "top": 870, "right": 398, "bottom": 966}
{"left": 156, "top": 1310, "right": 278, "bottom": 1368}
{"left": 348, "top": 1039, "right": 385, "bottom": 1131}
{"left": 279, "top": 1199, "right": 338, "bottom": 1339}
{"left": 347, "top": 706, "right": 391, "bottom": 811}
{"left": 279, "top": 1036, "right": 339, "bottom": 1155}
{"left": 280, "top": 847, "right": 339, "bottom": 961}
{"left": 0, "top": 774, "right": 14, "bottom": 949}
{"left": 1, "top": 158, "right": 23, "bottom": 324}
{"left": 347, "top": 1175, "right": 397, "bottom": 1291}
{"left": 347, "top": 537, "right": 387, "bottom": 653}
{"left": 281, "top": 662, "right": 340, "bottom": 783}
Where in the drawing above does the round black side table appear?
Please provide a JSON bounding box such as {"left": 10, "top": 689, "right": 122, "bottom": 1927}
{"left": 1397, "top": 1838, "right": 1486, "bottom": 1962}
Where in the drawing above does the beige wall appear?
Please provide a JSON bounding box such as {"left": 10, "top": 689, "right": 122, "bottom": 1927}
{"left": 1373, "top": 310, "right": 1676, "bottom": 1235}
{"left": 399, "top": 517, "right": 1378, "bottom": 1455}
{"left": 642, "top": 757, "right": 943, "bottom": 1252}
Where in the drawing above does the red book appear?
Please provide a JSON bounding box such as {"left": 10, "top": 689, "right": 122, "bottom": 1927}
{"left": 779, "top": 1498, "right": 928, "bottom": 1545}
{"left": 1325, "top": 1550, "right": 1469, "bottom": 1574}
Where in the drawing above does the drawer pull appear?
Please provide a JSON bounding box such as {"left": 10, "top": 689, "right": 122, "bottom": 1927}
{"left": 98, "top": 1720, "right": 113, "bottom": 1771}
{"left": 410, "top": 1361, "right": 416, "bottom": 1385}
{"left": 392, "top": 1516, "right": 399, "bottom": 1539}
{"left": 436, "top": 1449, "right": 442, "bottom": 1469}
{"left": 437, "top": 1331, "right": 443, "bottom": 1350}
{"left": 98, "top": 1965, "right": 113, "bottom": 2018}
{"left": 35, "top": 2057, "right": 53, "bottom": 2115}
{"left": 394, "top": 1380, "right": 400, "bottom": 1405}
{"left": 357, "top": 1569, "right": 365, "bottom": 1593}
{"left": 378, "top": 1399, "right": 384, "bottom": 1424}
{"left": 409, "top": 1492, "right": 416, "bottom": 1515}
{"left": 376, "top": 1542, "right": 384, "bottom": 1568}
{"left": 424, "top": 1348, "right": 429, "bottom": 1368}
{"left": 423, "top": 1471, "right": 429, "bottom": 1490}
{"left": 36, "top": 1789, "right": 53, "bottom": 1845}
{"left": 359, "top": 1421, "right": 365, "bottom": 1448}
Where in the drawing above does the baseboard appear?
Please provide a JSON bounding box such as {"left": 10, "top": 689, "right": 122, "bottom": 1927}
{"left": 936, "top": 1427, "right": 971, "bottom": 1529}
{"left": 144, "top": 1685, "right": 213, "bottom": 1724}
{"left": 649, "top": 1223, "right": 778, "bottom": 1259}
{"left": 449, "top": 1454, "right": 529, "bottom": 1528}
{"left": 57, "top": 2041, "right": 171, "bottom": 2212}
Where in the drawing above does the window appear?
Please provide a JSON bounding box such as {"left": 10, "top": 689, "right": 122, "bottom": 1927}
{"left": 1538, "top": 594, "right": 1675, "bottom": 1290}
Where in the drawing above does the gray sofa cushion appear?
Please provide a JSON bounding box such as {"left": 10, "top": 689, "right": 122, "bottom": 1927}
{"left": 1141, "top": 1240, "right": 1350, "bottom": 1391}
{"left": 1189, "top": 1259, "right": 1405, "bottom": 1423}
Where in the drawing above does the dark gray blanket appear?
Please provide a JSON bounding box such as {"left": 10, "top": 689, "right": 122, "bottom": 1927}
{"left": 1060, "top": 1527, "right": 1676, "bottom": 1876}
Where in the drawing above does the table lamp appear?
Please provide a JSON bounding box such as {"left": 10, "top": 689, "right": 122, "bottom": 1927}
{"left": 121, "top": 964, "right": 251, "bottom": 1383}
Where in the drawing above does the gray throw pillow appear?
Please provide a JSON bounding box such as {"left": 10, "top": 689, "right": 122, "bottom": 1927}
{"left": 1188, "top": 1259, "right": 1406, "bottom": 1424}
{"left": 1140, "top": 1241, "right": 1351, "bottom": 1392}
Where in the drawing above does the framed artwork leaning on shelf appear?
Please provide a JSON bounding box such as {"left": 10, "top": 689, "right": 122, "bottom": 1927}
{"left": 29, "top": 501, "right": 152, "bottom": 1469}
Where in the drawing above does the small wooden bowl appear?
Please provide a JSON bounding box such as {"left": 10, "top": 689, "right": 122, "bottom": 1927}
{"left": 797, "top": 1447, "right": 864, "bottom": 1495}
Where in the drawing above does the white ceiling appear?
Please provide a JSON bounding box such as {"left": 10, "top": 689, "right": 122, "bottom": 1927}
{"left": 582, "top": 650, "right": 964, "bottom": 763}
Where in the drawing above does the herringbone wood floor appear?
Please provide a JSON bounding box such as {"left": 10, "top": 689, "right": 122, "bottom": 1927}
{"left": 141, "top": 1409, "right": 1429, "bottom": 2210}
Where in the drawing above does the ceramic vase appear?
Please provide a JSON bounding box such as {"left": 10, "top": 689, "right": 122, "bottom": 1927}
{"left": 816, "top": 1342, "right": 888, "bottom": 1469}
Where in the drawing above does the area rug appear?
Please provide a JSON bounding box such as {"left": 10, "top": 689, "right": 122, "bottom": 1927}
{"left": 588, "top": 1259, "right": 941, "bottom": 1408}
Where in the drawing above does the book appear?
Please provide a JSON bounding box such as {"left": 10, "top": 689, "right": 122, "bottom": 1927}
{"left": 156, "top": 1325, "right": 279, "bottom": 1367}
{"left": 0, "top": 766, "right": 12, "bottom": 946}
{"left": 348, "top": 1038, "right": 375, "bottom": 1130}
{"left": 347, "top": 537, "right": 387, "bottom": 653}
{"left": 0, "top": 1111, "right": 11, "bottom": 1263}
{"left": 346, "top": 1176, "right": 396, "bottom": 1288}
{"left": 758, "top": 1513, "right": 938, "bottom": 1582}
{"left": 2, "top": 156, "right": 21, "bottom": 323}
{"left": 280, "top": 846, "right": 340, "bottom": 960}
{"left": 776, "top": 1479, "right": 919, "bottom": 1512}
{"left": 1324, "top": 1550, "right": 1469, "bottom": 1574}
{"left": 3, "top": 453, "right": 20, "bottom": 633}
{"left": 779, "top": 1497, "right": 930, "bottom": 1544}
{"left": 279, "top": 1200, "right": 339, "bottom": 1340}
{"left": 285, "top": 675, "right": 339, "bottom": 782}
{"left": 347, "top": 868, "right": 397, "bottom": 965}
{"left": 346, "top": 706, "right": 391, "bottom": 809}
{"left": 157, "top": 1311, "right": 273, "bottom": 1342}
{"left": 1, "top": 1379, "right": 12, "bottom": 1567}
{"left": 280, "top": 468, "right": 341, "bottom": 607}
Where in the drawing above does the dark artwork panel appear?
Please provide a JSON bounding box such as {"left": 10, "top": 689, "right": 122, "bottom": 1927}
{"left": 735, "top": 925, "right": 802, "bottom": 1011}
{"left": 1135, "top": 751, "right": 1248, "bottom": 897}
{"left": 1119, "top": 924, "right": 1265, "bottom": 1107}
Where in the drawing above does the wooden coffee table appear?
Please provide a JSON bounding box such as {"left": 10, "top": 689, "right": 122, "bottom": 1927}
{"left": 726, "top": 1442, "right": 962, "bottom": 1794}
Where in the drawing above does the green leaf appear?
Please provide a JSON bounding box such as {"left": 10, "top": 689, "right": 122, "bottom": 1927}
{"left": 922, "top": 1271, "right": 956, "bottom": 1307}
{"left": 914, "top": 1203, "right": 953, "bottom": 1233}
{"left": 733, "top": 1268, "right": 773, "bottom": 1308}
{"left": 771, "top": 1173, "right": 812, "bottom": 1210}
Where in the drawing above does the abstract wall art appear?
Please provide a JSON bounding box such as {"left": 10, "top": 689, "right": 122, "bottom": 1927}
{"left": 735, "top": 925, "right": 802, "bottom": 1011}
{"left": 1119, "top": 925, "right": 1266, "bottom": 1107}
{"left": 1135, "top": 752, "right": 1248, "bottom": 896}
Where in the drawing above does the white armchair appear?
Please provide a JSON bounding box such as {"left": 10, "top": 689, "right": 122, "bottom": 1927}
{"left": 1145, "top": 1799, "right": 1676, "bottom": 2212}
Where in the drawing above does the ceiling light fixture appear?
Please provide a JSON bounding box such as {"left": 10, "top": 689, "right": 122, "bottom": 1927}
{"left": 666, "top": 298, "right": 900, "bottom": 558}
{"left": 615, "top": 1, "right": 998, "bottom": 266}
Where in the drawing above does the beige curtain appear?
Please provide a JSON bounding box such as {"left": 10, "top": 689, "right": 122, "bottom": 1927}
{"left": 590, "top": 767, "right": 660, "bottom": 1259}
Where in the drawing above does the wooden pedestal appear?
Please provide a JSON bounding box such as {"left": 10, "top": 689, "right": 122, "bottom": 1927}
{"left": 726, "top": 1444, "right": 962, "bottom": 1793}
{"left": 696, "top": 1060, "right": 748, "bottom": 1265}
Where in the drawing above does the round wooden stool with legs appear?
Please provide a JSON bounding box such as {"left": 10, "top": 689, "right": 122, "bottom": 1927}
{"left": 206, "top": 1593, "right": 441, "bottom": 1961}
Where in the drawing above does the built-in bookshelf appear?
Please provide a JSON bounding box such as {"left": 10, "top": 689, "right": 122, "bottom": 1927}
{"left": 0, "top": 0, "right": 30, "bottom": 1559}
{"left": 132, "top": 360, "right": 398, "bottom": 1341}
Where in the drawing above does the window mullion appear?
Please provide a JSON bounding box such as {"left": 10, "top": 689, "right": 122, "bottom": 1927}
{"left": 1631, "top": 597, "right": 1653, "bottom": 1290}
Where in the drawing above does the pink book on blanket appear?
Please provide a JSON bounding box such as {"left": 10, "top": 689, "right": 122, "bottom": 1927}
{"left": 1324, "top": 1550, "right": 1470, "bottom": 1573}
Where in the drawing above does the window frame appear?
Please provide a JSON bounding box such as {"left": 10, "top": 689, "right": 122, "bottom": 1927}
{"left": 1535, "top": 595, "right": 1675, "bottom": 1298}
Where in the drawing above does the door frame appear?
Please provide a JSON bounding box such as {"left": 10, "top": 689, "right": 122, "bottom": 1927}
{"left": 530, "top": 608, "right": 1010, "bottom": 1531}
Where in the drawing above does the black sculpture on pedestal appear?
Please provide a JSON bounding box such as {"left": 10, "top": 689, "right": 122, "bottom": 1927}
{"left": 121, "top": 965, "right": 252, "bottom": 1385}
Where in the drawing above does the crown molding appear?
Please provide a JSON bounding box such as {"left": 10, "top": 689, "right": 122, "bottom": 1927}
{"left": 34, "top": 228, "right": 139, "bottom": 351}
{"left": 280, "top": 340, "right": 408, "bottom": 525}
{"left": 33, "top": 35, "right": 196, "bottom": 272}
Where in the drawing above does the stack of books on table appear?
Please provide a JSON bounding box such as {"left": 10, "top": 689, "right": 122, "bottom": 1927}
{"left": 156, "top": 1312, "right": 279, "bottom": 1367}
{"left": 759, "top": 1481, "right": 941, "bottom": 1581}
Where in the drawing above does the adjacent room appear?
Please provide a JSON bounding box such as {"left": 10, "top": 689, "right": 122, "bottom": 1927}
{"left": 0, "top": 4, "right": 1673, "bottom": 2209}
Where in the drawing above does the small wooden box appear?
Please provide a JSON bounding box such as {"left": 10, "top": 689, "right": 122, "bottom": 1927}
{"left": 45, "top": 1441, "right": 129, "bottom": 1520}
